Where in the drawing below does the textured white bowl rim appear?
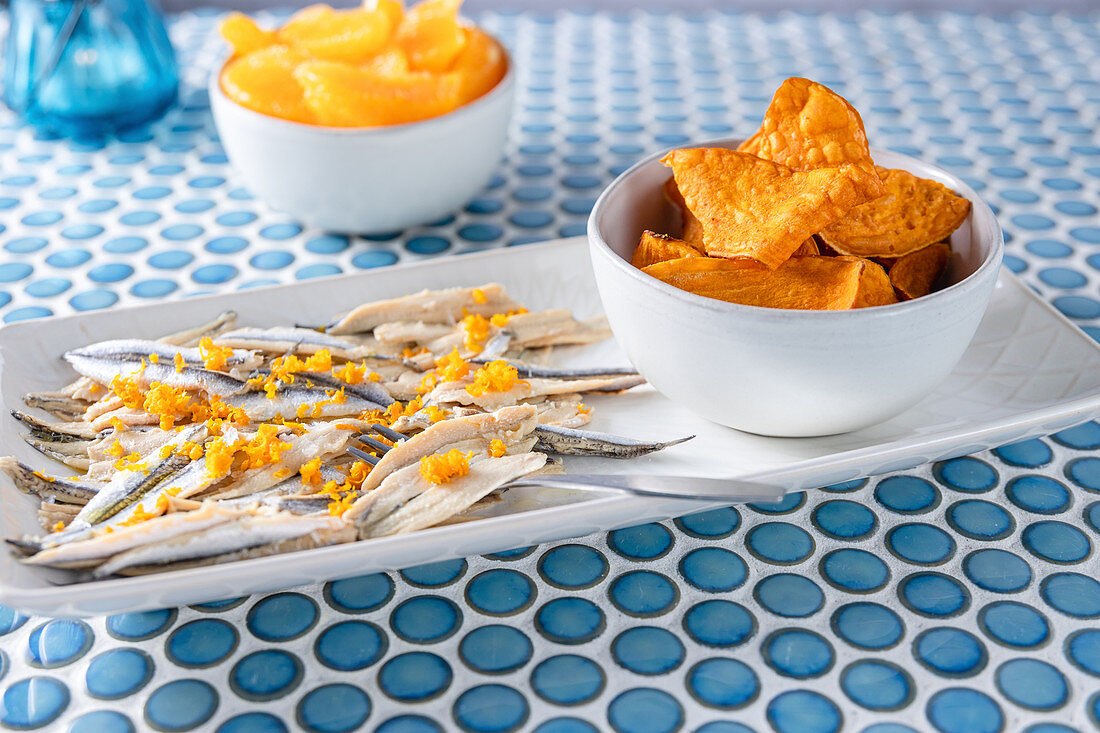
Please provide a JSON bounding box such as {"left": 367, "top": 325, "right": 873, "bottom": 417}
{"left": 208, "top": 35, "right": 515, "bottom": 136}
{"left": 588, "top": 140, "right": 1005, "bottom": 321}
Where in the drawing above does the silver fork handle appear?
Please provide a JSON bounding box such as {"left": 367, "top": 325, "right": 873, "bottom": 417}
{"left": 504, "top": 474, "right": 788, "bottom": 504}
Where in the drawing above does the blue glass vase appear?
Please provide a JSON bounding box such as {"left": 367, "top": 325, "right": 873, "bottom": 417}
{"left": 2, "top": 0, "right": 179, "bottom": 139}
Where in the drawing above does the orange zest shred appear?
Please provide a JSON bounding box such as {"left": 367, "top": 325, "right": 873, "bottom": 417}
{"left": 118, "top": 492, "right": 176, "bottom": 527}
{"left": 488, "top": 439, "right": 506, "bottom": 458}
{"left": 106, "top": 440, "right": 125, "bottom": 457}
{"left": 299, "top": 457, "right": 324, "bottom": 485}
{"left": 113, "top": 452, "right": 146, "bottom": 471}
{"left": 489, "top": 308, "right": 527, "bottom": 328}
{"left": 577, "top": 403, "right": 591, "bottom": 415}
{"left": 462, "top": 313, "right": 491, "bottom": 353}
{"left": 465, "top": 360, "right": 526, "bottom": 396}
{"left": 424, "top": 405, "right": 450, "bottom": 423}
{"left": 368, "top": 372, "right": 382, "bottom": 382}
{"left": 174, "top": 353, "right": 185, "bottom": 372}
{"left": 203, "top": 423, "right": 293, "bottom": 476}
{"left": 472, "top": 287, "right": 487, "bottom": 304}
{"left": 51, "top": 521, "right": 65, "bottom": 532}
{"left": 334, "top": 360, "right": 368, "bottom": 384}
{"left": 148, "top": 353, "right": 160, "bottom": 364}
{"left": 416, "top": 347, "right": 471, "bottom": 395}
{"left": 419, "top": 449, "right": 471, "bottom": 485}
{"left": 199, "top": 337, "right": 234, "bottom": 371}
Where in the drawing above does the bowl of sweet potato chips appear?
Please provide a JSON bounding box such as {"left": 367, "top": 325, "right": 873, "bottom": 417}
{"left": 589, "top": 78, "right": 1003, "bottom": 436}
{"left": 210, "top": 0, "right": 513, "bottom": 232}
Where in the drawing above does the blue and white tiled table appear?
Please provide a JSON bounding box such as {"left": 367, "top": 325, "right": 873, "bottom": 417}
{"left": 2, "top": 7, "right": 1100, "bottom": 733}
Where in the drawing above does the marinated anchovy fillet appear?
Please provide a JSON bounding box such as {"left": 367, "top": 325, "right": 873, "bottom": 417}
{"left": 213, "top": 327, "right": 374, "bottom": 359}
{"left": 11, "top": 410, "right": 98, "bottom": 441}
{"left": 67, "top": 339, "right": 261, "bottom": 370}
{"left": 327, "top": 284, "right": 519, "bottom": 334}
{"left": 533, "top": 425, "right": 694, "bottom": 457}
{"left": 70, "top": 425, "right": 208, "bottom": 527}
{"left": 93, "top": 513, "right": 348, "bottom": 577}
{"left": 0, "top": 457, "right": 101, "bottom": 504}
{"left": 161, "top": 310, "right": 238, "bottom": 346}
{"left": 65, "top": 354, "right": 249, "bottom": 397}
{"left": 2, "top": 282, "right": 682, "bottom": 582}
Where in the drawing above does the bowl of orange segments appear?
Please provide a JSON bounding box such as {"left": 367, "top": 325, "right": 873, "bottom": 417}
{"left": 589, "top": 77, "right": 1003, "bottom": 436}
{"left": 210, "top": 0, "right": 513, "bottom": 232}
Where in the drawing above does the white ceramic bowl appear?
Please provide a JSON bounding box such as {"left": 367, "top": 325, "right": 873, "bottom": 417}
{"left": 588, "top": 141, "right": 1004, "bottom": 437}
{"left": 209, "top": 53, "right": 514, "bottom": 233}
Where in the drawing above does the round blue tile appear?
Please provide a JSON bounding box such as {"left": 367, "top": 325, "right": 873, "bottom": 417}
{"left": 914, "top": 628, "right": 987, "bottom": 677}
{"left": 452, "top": 684, "right": 528, "bottom": 733}
{"left": 530, "top": 655, "right": 605, "bottom": 706}
{"left": 459, "top": 626, "right": 533, "bottom": 675}
{"left": 230, "top": 650, "right": 303, "bottom": 701}
{"left": 378, "top": 653, "right": 452, "bottom": 702}
{"left": 762, "top": 629, "right": 834, "bottom": 678}
{"left": 766, "top": 690, "right": 841, "bottom": 733}
{"left": 165, "top": 619, "right": 238, "bottom": 668}
{"left": 746, "top": 522, "right": 814, "bottom": 565}
{"left": 607, "top": 688, "right": 683, "bottom": 733}
{"left": 819, "top": 549, "right": 889, "bottom": 593}
{"left": 679, "top": 548, "right": 747, "bottom": 592}
{"left": 754, "top": 574, "right": 825, "bottom": 617}
{"left": 926, "top": 688, "right": 1003, "bottom": 733}
{"left": 466, "top": 570, "right": 536, "bottom": 616}
{"left": 26, "top": 620, "right": 93, "bottom": 668}
{"left": 296, "top": 684, "right": 370, "bottom": 733}
{"left": 144, "top": 679, "right": 218, "bottom": 732}
{"left": 686, "top": 658, "right": 758, "bottom": 710}
{"left": 840, "top": 660, "right": 912, "bottom": 711}
{"left": 1, "top": 677, "right": 70, "bottom": 730}
{"left": 314, "top": 621, "right": 387, "bottom": 671}
{"left": 246, "top": 593, "right": 318, "bottom": 642}
{"left": 978, "top": 601, "right": 1051, "bottom": 649}
{"left": 995, "top": 658, "right": 1068, "bottom": 711}
{"left": 85, "top": 649, "right": 153, "bottom": 699}
{"left": 608, "top": 571, "right": 678, "bottom": 617}
{"left": 323, "top": 573, "right": 394, "bottom": 613}
{"left": 812, "top": 500, "right": 877, "bottom": 540}
{"left": 608, "top": 523, "right": 673, "bottom": 560}
{"left": 390, "top": 596, "right": 462, "bottom": 643}
{"left": 611, "top": 626, "right": 685, "bottom": 675}
{"left": 538, "top": 546, "right": 608, "bottom": 589}
{"left": 830, "top": 602, "right": 904, "bottom": 650}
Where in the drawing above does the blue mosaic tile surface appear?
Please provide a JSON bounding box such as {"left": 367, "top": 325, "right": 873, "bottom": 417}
{"left": 1, "top": 7, "right": 1100, "bottom": 733}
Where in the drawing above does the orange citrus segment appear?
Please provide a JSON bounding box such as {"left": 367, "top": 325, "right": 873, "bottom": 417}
{"left": 369, "top": 0, "right": 406, "bottom": 29}
{"left": 396, "top": 0, "right": 467, "bottom": 72}
{"left": 294, "top": 60, "right": 460, "bottom": 126}
{"left": 363, "top": 48, "right": 411, "bottom": 76}
{"left": 219, "top": 12, "right": 276, "bottom": 57}
{"left": 449, "top": 27, "right": 506, "bottom": 104}
{"left": 220, "top": 45, "right": 314, "bottom": 123}
{"left": 277, "top": 5, "right": 395, "bottom": 63}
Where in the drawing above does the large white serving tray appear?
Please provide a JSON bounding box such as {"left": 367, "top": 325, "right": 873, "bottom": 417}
{"left": 2, "top": 236, "right": 1099, "bottom": 616}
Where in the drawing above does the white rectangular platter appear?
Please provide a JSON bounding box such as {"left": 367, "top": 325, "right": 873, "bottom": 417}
{"left": 3, "top": 236, "right": 1100, "bottom": 616}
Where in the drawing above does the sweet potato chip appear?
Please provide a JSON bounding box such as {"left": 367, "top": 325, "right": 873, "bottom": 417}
{"left": 839, "top": 256, "right": 898, "bottom": 308}
{"left": 662, "top": 177, "right": 704, "bottom": 245}
{"left": 631, "top": 231, "right": 704, "bottom": 269}
{"left": 643, "top": 255, "right": 869, "bottom": 310}
{"left": 793, "top": 237, "right": 820, "bottom": 256}
{"left": 662, "top": 148, "right": 883, "bottom": 269}
{"left": 819, "top": 168, "right": 970, "bottom": 258}
{"left": 889, "top": 242, "right": 951, "bottom": 300}
{"left": 737, "top": 78, "right": 881, "bottom": 187}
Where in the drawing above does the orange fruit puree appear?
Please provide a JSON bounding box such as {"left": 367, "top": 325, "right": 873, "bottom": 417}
{"left": 218, "top": 0, "right": 506, "bottom": 127}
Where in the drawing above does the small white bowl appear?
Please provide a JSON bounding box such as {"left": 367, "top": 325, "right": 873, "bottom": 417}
{"left": 209, "top": 53, "right": 514, "bottom": 233}
{"left": 588, "top": 141, "right": 1004, "bottom": 437}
